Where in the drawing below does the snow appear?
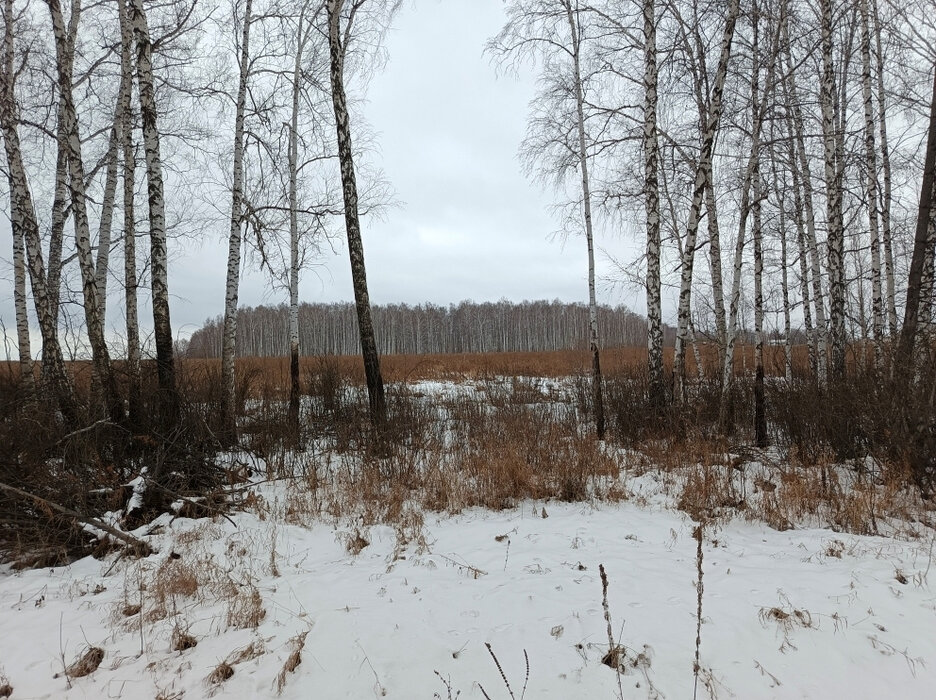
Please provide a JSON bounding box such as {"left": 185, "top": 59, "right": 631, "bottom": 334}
{"left": 2, "top": 487, "right": 935, "bottom": 699}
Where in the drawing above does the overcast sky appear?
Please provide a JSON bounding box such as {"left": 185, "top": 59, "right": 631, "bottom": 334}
{"left": 1, "top": 0, "right": 647, "bottom": 348}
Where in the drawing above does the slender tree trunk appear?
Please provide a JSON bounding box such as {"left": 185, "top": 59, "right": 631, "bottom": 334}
{"left": 129, "top": 0, "right": 178, "bottom": 426}
{"left": 820, "top": 0, "right": 847, "bottom": 380}
{"left": 783, "top": 92, "right": 815, "bottom": 375}
{"left": 705, "top": 179, "right": 727, "bottom": 375}
{"left": 117, "top": 0, "right": 140, "bottom": 426}
{"left": 564, "top": 0, "right": 604, "bottom": 438}
{"left": 220, "top": 0, "right": 253, "bottom": 446}
{"left": 10, "top": 180, "right": 33, "bottom": 391}
{"left": 288, "top": 7, "right": 309, "bottom": 438}
{"left": 750, "top": 1, "right": 766, "bottom": 447}
{"left": 45, "top": 109, "right": 67, "bottom": 347}
{"left": 96, "top": 123, "right": 120, "bottom": 325}
{"left": 644, "top": 0, "right": 664, "bottom": 408}
{"left": 674, "top": 0, "right": 741, "bottom": 401}
{"left": 783, "top": 1, "right": 827, "bottom": 384}
{"left": 47, "top": 0, "right": 123, "bottom": 422}
{"left": 859, "top": 0, "right": 883, "bottom": 362}
{"left": 898, "top": 66, "right": 936, "bottom": 368}
{"left": 871, "top": 0, "right": 896, "bottom": 336}
{"left": 327, "top": 0, "right": 386, "bottom": 427}
{"left": 0, "top": 0, "right": 75, "bottom": 421}
{"left": 779, "top": 207, "right": 793, "bottom": 382}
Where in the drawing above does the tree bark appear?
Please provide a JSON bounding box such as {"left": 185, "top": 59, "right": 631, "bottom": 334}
{"left": 819, "top": 0, "right": 847, "bottom": 380}
{"left": 220, "top": 0, "right": 254, "bottom": 446}
{"left": 898, "top": 66, "right": 936, "bottom": 368}
{"left": 288, "top": 5, "right": 311, "bottom": 438}
{"left": 859, "top": 0, "right": 884, "bottom": 362}
{"left": 643, "top": 0, "right": 664, "bottom": 408}
{"left": 871, "top": 0, "right": 896, "bottom": 336}
{"left": 563, "top": 0, "right": 604, "bottom": 438}
{"left": 674, "top": 0, "right": 741, "bottom": 401}
{"left": 326, "top": 0, "right": 386, "bottom": 427}
{"left": 0, "top": 0, "right": 75, "bottom": 420}
{"left": 129, "top": 0, "right": 178, "bottom": 426}
{"left": 783, "top": 0, "right": 827, "bottom": 384}
{"left": 117, "top": 0, "right": 141, "bottom": 426}
{"left": 47, "top": 0, "right": 123, "bottom": 422}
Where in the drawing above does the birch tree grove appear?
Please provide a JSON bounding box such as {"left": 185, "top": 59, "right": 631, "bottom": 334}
{"left": 672, "top": 0, "right": 740, "bottom": 401}
{"left": 0, "top": 0, "right": 76, "bottom": 420}
{"left": 5, "top": 0, "right": 936, "bottom": 462}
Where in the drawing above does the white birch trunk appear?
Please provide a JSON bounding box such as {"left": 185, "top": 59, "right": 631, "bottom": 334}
{"left": 327, "top": 0, "right": 386, "bottom": 426}
{"left": 782, "top": 74, "right": 815, "bottom": 375}
{"left": 129, "top": 0, "right": 177, "bottom": 422}
{"left": 11, "top": 212, "right": 33, "bottom": 388}
{"left": 871, "top": 0, "right": 896, "bottom": 336}
{"left": 859, "top": 0, "right": 883, "bottom": 360}
{"left": 95, "top": 124, "right": 121, "bottom": 324}
{"left": 288, "top": 6, "right": 310, "bottom": 433}
{"left": 0, "top": 0, "right": 75, "bottom": 418}
{"left": 563, "top": 0, "right": 604, "bottom": 438}
{"left": 221, "top": 0, "right": 253, "bottom": 443}
{"left": 117, "top": 0, "right": 140, "bottom": 423}
{"left": 779, "top": 206, "right": 793, "bottom": 382}
{"left": 643, "top": 0, "right": 664, "bottom": 405}
{"left": 783, "top": 1, "right": 828, "bottom": 384}
{"left": 674, "top": 0, "right": 740, "bottom": 401}
{"left": 47, "top": 0, "right": 122, "bottom": 420}
{"left": 820, "top": 0, "right": 847, "bottom": 380}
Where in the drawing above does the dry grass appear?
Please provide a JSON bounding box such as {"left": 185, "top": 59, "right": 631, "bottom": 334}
{"left": 65, "top": 646, "right": 104, "bottom": 678}
{"left": 275, "top": 632, "right": 309, "bottom": 695}
{"left": 206, "top": 661, "right": 234, "bottom": 686}
{"left": 226, "top": 584, "right": 266, "bottom": 629}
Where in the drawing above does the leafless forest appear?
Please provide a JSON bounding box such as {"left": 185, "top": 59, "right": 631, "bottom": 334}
{"left": 1, "top": 0, "right": 936, "bottom": 565}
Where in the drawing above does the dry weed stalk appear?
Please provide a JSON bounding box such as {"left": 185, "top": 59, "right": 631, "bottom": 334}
{"left": 693, "top": 523, "right": 704, "bottom": 700}
{"left": 478, "top": 643, "right": 528, "bottom": 700}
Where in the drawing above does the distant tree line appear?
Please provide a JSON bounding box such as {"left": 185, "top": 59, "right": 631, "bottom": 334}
{"left": 183, "top": 300, "right": 669, "bottom": 357}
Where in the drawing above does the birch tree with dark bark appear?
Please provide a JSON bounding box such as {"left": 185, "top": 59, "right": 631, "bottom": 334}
{"left": 325, "top": 0, "right": 397, "bottom": 428}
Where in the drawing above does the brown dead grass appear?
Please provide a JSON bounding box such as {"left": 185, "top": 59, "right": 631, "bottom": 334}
{"left": 66, "top": 646, "right": 104, "bottom": 678}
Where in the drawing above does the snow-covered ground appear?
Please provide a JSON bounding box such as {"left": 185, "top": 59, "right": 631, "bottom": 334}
{"left": 2, "top": 476, "right": 935, "bottom": 699}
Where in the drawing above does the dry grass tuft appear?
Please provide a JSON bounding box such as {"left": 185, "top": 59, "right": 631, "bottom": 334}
{"left": 226, "top": 584, "right": 266, "bottom": 629}
{"left": 65, "top": 646, "right": 104, "bottom": 678}
{"left": 170, "top": 627, "right": 197, "bottom": 652}
{"left": 275, "top": 631, "right": 309, "bottom": 695}
{"left": 206, "top": 661, "right": 234, "bottom": 686}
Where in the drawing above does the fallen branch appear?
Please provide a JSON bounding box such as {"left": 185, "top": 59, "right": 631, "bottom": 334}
{"left": 0, "top": 481, "right": 152, "bottom": 555}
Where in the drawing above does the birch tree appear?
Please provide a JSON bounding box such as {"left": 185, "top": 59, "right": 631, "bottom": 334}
{"left": 671, "top": 0, "right": 741, "bottom": 401}
{"left": 220, "top": 0, "right": 255, "bottom": 445}
{"left": 0, "top": 0, "right": 76, "bottom": 420}
{"left": 129, "top": 0, "right": 179, "bottom": 425}
{"left": 489, "top": 0, "right": 608, "bottom": 437}
{"left": 859, "top": 0, "right": 884, "bottom": 359}
{"left": 643, "top": 0, "right": 664, "bottom": 406}
{"left": 47, "top": 0, "right": 124, "bottom": 421}
{"left": 819, "top": 0, "right": 847, "bottom": 380}
{"left": 325, "top": 0, "right": 396, "bottom": 428}
{"left": 782, "top": 0, "right": 827, "bottom": 384}
{"left": 117, "top": 0, "right": 141, "bottom": 424}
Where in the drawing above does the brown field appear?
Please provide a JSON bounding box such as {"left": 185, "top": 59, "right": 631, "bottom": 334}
{"left": 1, "top": 345, "right": 818, "bottom": 396}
